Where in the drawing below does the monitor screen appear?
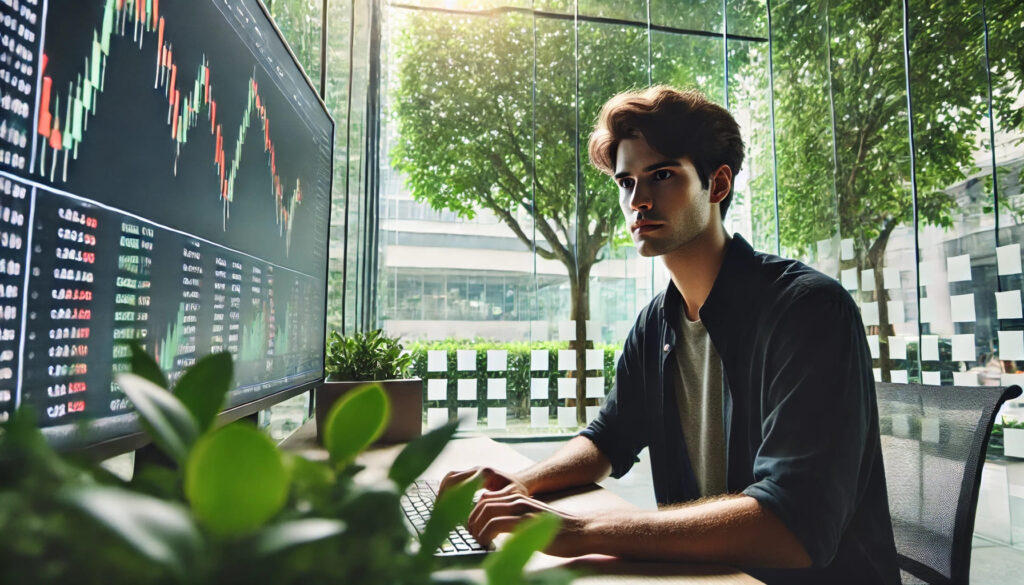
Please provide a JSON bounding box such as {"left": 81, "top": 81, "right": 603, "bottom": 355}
{"left": 0, "top": 0, "right": 333, "bottom": 452}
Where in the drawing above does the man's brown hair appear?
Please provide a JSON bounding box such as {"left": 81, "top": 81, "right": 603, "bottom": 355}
{"left": 588, "top": 86, "right": 745, "bottom": 219}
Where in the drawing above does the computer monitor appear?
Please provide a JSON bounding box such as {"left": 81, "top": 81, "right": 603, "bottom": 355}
{"left": 0, "top": 0, "right": 334, "bottom": 456}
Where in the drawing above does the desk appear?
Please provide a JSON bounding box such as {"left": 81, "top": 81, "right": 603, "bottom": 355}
{"left": 281, "top": 422, "right": 763, "bottom": 584}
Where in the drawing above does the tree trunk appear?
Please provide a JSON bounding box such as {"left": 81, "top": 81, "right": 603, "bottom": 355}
{"left": 570, "top": 263, "right": 592, "bottom": 425}
{"left": 866, "top": 222, "right": 896, "bottom": 382}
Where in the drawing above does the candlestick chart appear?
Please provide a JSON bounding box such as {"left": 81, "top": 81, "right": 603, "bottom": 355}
{"left": 31, "top": 0, "right": 320, "bottom": 260}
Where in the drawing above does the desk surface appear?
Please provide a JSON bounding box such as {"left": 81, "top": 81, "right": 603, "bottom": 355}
{"left": 281, "top": 423, "right": 763, "bottom": 584}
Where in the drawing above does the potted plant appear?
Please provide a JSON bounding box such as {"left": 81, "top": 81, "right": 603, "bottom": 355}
{"left": 0, "top": 345, "right": 570, "bottom": 584}
{"left": 319, "top": 329, "right": 420, "bottom": 444}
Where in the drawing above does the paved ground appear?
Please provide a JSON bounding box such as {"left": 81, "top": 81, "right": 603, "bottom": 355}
{"left": 505, "top": 440, "right": 1024, "bottom": 585}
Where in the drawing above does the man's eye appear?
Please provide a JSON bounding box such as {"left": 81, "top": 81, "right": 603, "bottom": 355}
{"left": 619, "top": 178, "right": 635, "bottom": 189}
{"left": 653, "top": 169, "right": 672, "bottom": 180}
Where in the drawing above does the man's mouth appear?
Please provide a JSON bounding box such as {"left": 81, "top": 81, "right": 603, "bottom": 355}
{"left": 632, "top": 221, "right": 662, "bottom": 234}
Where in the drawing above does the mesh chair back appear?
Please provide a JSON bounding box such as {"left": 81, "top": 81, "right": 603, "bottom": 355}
{"left": 875, "top": 382, "right": 1021, "bottom": 585}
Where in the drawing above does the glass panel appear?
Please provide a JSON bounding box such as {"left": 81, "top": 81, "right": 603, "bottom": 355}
{"left": 766, "top": 0, "right": 837, "bottom": 268}
{"left": 908, "top": 0, "right": 997, "bottom": 386}
{"left": 650, "top": 0, "right": 722, "bottom": 33}
{"left": 725, "top": 34, "right": 774, "bottom": 248}
{"left": 828, "top": 0, "right": 916, "bottom": 384}
{"left": 267, "top": 0, "right": 323, "bottom": 86}
{"left": 989, "top": 0, "right": 1024, "bottom": 408}
{"left": 579, "top": 0, "right": 646, "bottom": 21}
{"left": 577, "top": 19, "right": 649, "bottom": 424}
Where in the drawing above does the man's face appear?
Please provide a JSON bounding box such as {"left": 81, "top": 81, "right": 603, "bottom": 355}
{"left": 614, "top": 136, "right": 714, "bottom": 258}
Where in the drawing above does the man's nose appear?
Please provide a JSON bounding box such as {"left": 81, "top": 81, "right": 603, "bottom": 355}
{"left": 629, "top": 185, "right": 653, "bottom": 211}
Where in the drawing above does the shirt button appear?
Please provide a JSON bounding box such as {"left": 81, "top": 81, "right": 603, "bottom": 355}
{"left": 664, "top": 344, "right": 671, "bottom": 352}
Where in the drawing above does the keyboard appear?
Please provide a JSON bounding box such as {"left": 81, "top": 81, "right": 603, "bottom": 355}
{"left": 402, "top": 479, "right": 490, "bottom": 557}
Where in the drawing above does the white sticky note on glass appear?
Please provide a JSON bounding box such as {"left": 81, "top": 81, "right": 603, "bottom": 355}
{"left": 486, "top": 350, "right": 507, "bottom": 371}
{"left": 558, "top": 377, "right": 575, "bottom": 399}
{"left": 457, "top": 379, "right": 477, "bottom": 401}
{"left": 873, "top": 368, "right": 882, "bottom": 382}
{"left": 531, "top": 350, "right": 549, "bottom": 371}
{"left": 999, "top": 330, "right": 1024, "bottom": 361}
{"left": 1002, "top": 373, "right": 1024, "bottom": 387}
{"left": 919, "top": 297, "right": 936, "bottom": 324}
{"left": 922, "top": 371, "right": 942, "bottom": 385}
{"left": 457, "top": 407, "right": 478, "bottom": 429}
{"left": 883, "top": 267, "right": 901, "bottom": 290}
{"left": 427, "top": 350, "right": 447, "bottom": 372}
{"left": 586, "top": 320, "right": 597, "bottom": 341}
{"left": 946, "top": 254, "right": 972, "bottom": 282}
{"left": 890, "top": 370, "right": 909, "bottom": 384}
{"left": 586, "top": 406, "right": 601, "bottom": 423}
{"left": 427, "top": 408, "right": 448, "bottom": 430}
{"left": 952, "top": 334, "right": 975, "bottom": 361}
{"left": 841, "top": 238, "right": 855, "bottom": 260}
{"left": 487, "top": 407, "right": 507, "bottom": 429}
{"left": 427, "top": 379, "right": 447, "bottom": 401}
{"left": 614, "top": 349, "right": 623, "bottom": 364}
{"left": 558, "top": 321, "right": 575, "bottom": 341}
{"left": 558, "top": 349, "right": 576, "bottom": 371}
{"left": 998, "top": 244, "right": 1022, "bottom": 275}
{"left": 952, "top": 371, "right": 979, "bottom": 386}
{"left": 531, "top": 406, "right": 548, "bottom": 428}
{"left": 996, "top": 290, "right": 1023, "bottom": 319}
{"left": 487, "top": 378, "right": 507, "bottom": 400}
{"left": 530, "top": 378, "right": 548, "bottom": 400}
{"left": 456, "top": 350, "right": 477, "bottom": 371}
{"left": 861, "top": 302, "right": 880, "bottom": 326}
{"left": 921, "top": 335, "right": 940, "bottom": 361}
{"left": 861, "top": 269, "right": 876, "bottom": 291}
{"left": 817, "top": 238, "right": 833, "bottom": 259}
{"left": 890, "top": 336, "right": 908, "bottom": 360}
{"left": 950, "top": 294, "right": 976, "bottom": 323}
{"left": 586, "top": 377, "right": 604, "bottom": 398}
{"left": 867, "top": 335, "right": 880, "bottom": 359}
{"left": 557, "top": 406, "right": 577, "bottom": 428}
{"left": 586, "top": 349, "right": 603, "bottom": 370}
{"left": 887, "top": 301, "right": 905, "bottom": 325}
{"left": 841, "top": 268, "right": 858, "bottom": 290}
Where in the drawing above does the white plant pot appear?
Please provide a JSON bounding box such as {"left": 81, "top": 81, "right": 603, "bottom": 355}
{"left": 1005, "top": 428, "right": 1024, "bottom": 459}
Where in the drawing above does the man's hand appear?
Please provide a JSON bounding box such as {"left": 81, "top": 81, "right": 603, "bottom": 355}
{"left": 466, "top": 491, "right": 592, "bottom": 558}
{"left": 438, "top": 466, "right": 529, "bottom": 499}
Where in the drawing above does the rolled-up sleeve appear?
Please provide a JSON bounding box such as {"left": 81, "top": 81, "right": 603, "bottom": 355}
{"left": 741, "top": 287, "right": 875, "bottom": 567}
{"left": 578, "top": 316, "right": 650, "bottom": 479}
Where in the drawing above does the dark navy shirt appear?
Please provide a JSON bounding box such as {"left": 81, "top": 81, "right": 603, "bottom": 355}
{"left": 579, "top": 234, "right": 900, "bottom": 585}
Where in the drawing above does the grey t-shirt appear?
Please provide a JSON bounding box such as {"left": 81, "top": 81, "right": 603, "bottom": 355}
{"left": 671, "top": 315, "right": 727, "bottom": 498}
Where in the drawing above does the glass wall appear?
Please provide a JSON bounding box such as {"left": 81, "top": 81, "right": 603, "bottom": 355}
{"left": 376, "top": 1, "right": 773, "bottom": 433}
{"left": 302, "top": 0, "right": 1024, "bottom": 437}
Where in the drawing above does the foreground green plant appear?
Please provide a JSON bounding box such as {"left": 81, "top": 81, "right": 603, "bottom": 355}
{"left": 0, "top": 344, "right": 571, "bottom": 584}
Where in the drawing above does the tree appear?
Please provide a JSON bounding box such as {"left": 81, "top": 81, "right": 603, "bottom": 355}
{"left": 389, "top": 5, "right": 759, "bottom": 423}
{"left": 761, "top": 0, "right": 1024, "bottom": 379}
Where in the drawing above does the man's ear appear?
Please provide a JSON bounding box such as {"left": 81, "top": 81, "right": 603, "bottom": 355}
{"left": 708, "top": 164, "right": 733, "bottom": 204}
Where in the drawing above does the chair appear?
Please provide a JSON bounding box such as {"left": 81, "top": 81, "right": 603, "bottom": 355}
{"left": 875, "top": 382, "right": 1021, "bottom": 585}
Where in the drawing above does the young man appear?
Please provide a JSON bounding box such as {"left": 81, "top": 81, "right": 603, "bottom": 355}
{"left": 440, "top": 86, "right": 900, "bottom": 584}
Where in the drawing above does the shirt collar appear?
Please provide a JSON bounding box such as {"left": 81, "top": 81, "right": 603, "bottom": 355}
{"left": 657, "top": 233, "right": 758, "bottom": 332}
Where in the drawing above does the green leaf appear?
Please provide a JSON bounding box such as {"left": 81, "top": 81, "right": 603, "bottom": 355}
{"left": 61, "top": 484, "right": 202, "bottom": 579}
{"left": 484, "top": 513, "right": 561, "bottom": 585}
{"left": 128, "top": 341, "right": 169, "bottom": 389}
{"left": 416, "top": 477, "right": 480, "bottom": 562}
{"left": 185, "top": 424, "right": 290, "bottom": 536}
{"left": 173, "top": 352, "right": 233, "bottom": 434}
{"left": 253, "top": 518, "right": 346, "bottom": 556}
{"left": 116, "top": 372, "right": 199, "bottom": 464}
{"left": 388, "top": 420, "right": 458, "bottom": 491}
{"left": 323, "top": 383, "right": 390, "bottom": 467}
